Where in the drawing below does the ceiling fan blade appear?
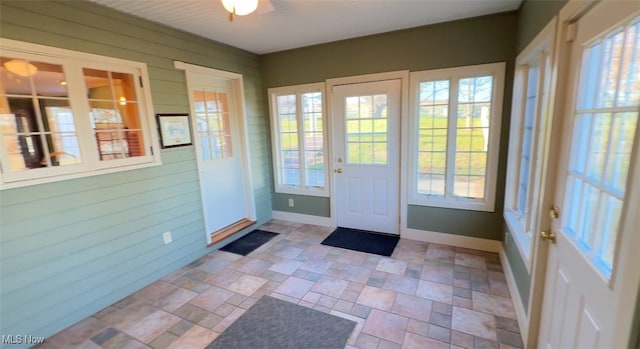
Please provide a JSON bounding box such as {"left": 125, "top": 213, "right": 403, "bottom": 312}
{"left": 257, "top": 0, "right": 275, "bottom": 15}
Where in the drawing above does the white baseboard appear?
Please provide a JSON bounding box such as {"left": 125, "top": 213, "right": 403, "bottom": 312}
{"left": 500, "top": 248, "right": 529, "bottom": 344}
{"left": 401, "top": 228, "right": 501, "bottom": 253}
{"left": 271, "top": 211, "right": 335, "bottom": 227}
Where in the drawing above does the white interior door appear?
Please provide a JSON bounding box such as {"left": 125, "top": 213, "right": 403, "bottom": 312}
{"left": 187, "top": 73, "right": 250, "bottom": 240}
{"left": 538, "top": 2, "right": 640, "bottom": 348}
{"left": 332, "top": 79, "right": 401, "bottom": 234}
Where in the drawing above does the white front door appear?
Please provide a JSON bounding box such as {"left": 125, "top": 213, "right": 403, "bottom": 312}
{"left": 538, "top": 2, "right": 640, "bottom": 348}
{"left": 186, "top": 72, "right": 251, "bottom": 242}
{"left": 332, "top": 79, "right": 401, "bottom": 234}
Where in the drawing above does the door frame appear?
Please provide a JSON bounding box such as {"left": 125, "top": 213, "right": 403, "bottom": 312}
{"left": 174, "top": 61, "right": 256, "bottom": 244}
{"left": 326, "top": 71, "right": 409, "bottom": 233}
{"left": 523, "top": 2, "right": 592, "bottom": 346}
{"left": 525, "top": 0, "right": 640, "bottom": 347}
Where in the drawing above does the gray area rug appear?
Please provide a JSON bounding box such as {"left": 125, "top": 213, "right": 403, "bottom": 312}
{"left": 206, "top": 295, "right": 357, "bottom": 349}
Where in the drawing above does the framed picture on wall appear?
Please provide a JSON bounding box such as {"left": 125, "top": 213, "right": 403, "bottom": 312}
{"left": 156, "top": 113, "right": 192, "bottom": 148}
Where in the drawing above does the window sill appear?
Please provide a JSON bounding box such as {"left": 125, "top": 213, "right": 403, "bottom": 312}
{"left": 275, "top": 186, "right": 330, "bottom": 198}
{"left": 0, "top": 160, "right": 162, "bottom": 190}
{"left": 409, "top": 196, "right": 495, "bottom": 212}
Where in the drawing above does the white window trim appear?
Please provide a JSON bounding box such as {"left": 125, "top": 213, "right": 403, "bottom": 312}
{"left": 504, "top": 19, "right": 557, "bottom": 269}
{"left": 268, "top": 82, "right": 329, "bottom": 197}
{"left": 408, "top": 62, "right": 505, "bottom": 212}
{"left": 0, "top": 38, "right": 161, "bottom": 190}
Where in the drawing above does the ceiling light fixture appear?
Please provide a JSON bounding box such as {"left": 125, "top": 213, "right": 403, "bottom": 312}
{"left": 221, "top": 0, "right": 258, "bottom": 21}
{"left": 3, "top": 59, "right": 38, "bottom": 77}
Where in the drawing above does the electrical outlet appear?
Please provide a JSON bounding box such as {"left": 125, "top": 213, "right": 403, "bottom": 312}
{"left": 504, "top": 231, "right": 509, "bottom": 246}
{"left": 288, "top": 198, "right": 294, "bottom": 207}
{"left": 163, "top": 231, "right": 173, "bottom": 244}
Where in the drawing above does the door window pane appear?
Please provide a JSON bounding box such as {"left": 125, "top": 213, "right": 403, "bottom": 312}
{"left": 345, "top": 94, "right": 388, "bottom": 165}
{"left": 563, "top": 16, "right": 640, "bottom": 278}
{"left": 193, "top": 90, "right": 232, "bottom": 161}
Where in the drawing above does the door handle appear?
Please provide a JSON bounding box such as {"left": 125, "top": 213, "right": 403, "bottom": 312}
{"left": 334, "top": 168, "right": 343, "bottom": 173}
{"left": 540, "top": 231, "right": 557, "bottom": 243}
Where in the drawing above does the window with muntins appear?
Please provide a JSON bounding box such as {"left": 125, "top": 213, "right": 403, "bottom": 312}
{"left": 0, "top": 40, "right": 160, "bottom": 188}
{"left": 409, "top": 63, "right": 505, "bottom": 211}
{"left": 504, "top": 20, "right": 555, "bottom": 267}
{"left": 269, "top": 83, "right": 327, "bottom": 196}
{"left": 562, "top": 17, "right": 639, "bottom": 278}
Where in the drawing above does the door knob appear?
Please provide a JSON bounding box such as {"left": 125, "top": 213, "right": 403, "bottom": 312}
{"left": 540, "top": 231, "right": 557, "bottom": 243}
{"left": 334, "top": 168, "right": 343, "bottom": 173}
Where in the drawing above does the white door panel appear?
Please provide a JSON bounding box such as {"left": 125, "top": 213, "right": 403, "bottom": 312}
{"left": 333, "top": 79, "right": 401, "bottom": 234}
{"left": 538, "top": 1, "right": 640, "bottom": 348}
{"left": 187, "top": 73, "right": 250, "bottom": 241}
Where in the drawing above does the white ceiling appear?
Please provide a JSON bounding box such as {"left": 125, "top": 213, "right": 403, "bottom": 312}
{"left": 88, "top": 0, "right": 522, "bottom": 54}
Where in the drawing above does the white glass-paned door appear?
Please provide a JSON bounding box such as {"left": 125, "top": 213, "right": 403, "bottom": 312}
{"left": 561, "top": 17, "right": 639, "bottom": 278}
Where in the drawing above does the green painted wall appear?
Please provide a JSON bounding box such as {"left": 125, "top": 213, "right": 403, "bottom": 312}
{"left": 0, "top": 0, "right": 271, "bottom": 345}
{"left": 504, "top": 225, "right": 531, "bottom": 312}
{"left": 273, "top": 193, "right": 331, "bottom": 217}
{"left": 516, "top": 0, "right": 568, "bottom": 53}
{"left": 261, "top": 12, "right": 518, "bottom": 239}
{"left": 502, "top": 0, "right": 568, "bottom": 313}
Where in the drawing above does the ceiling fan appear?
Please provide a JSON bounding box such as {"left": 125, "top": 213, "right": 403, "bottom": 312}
{"left": 222, "top": 0, "right": 274, "bottom": 21}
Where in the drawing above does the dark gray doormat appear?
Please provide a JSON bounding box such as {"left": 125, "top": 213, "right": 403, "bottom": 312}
{"left": 321, "top": 226, "right": 400, "bottom": 257}
{"left": 219, "top": 230, "right": 278, "bottom": 256}
{"left": 206, "top": 296, "right": 356, "bottom": 349}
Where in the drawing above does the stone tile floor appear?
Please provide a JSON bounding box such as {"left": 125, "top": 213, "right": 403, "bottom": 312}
{"left": 36, "top": 220, "right": 523, "bottom": 349}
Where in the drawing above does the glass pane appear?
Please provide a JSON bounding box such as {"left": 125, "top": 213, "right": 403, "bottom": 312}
{"left": 586, "top": 113, "right": 611, "bottom": 180}
{"left": 373, "top": 143, "right": 387, "bottom": 164}
{"left": 30, "top": 62, "right": 68, "bottom": 97}
{"left": 519, "top": 64, "right": 540, "bottom": 213}
{"left": 283, "top": 168, "right": 300, "bottom": 186}
{"left": 194, "top": 90, "right": 232, "bottom": 160}
{"left": 417, "top": 80, "right": 450, "bottom": 196}
{"left": 282, "top": 148, "right": 300, "bottom": 186}
{"left": 453, "top": 175, "right": 485, "bottom": 199}
{"left": 199, "top": 131, "right": 212, "bottom": 161}
{"left": 86, "top": 68, "right": 145, "bottom": 161}
{"left": 345, "top": 93, "right": 388, "bottom": 165}
{"left": 577, "top": 184, "right": 599, "bottom": 251}
{"left": 595, "top": 29, "right": 625, "bottom": 109}
{"left": 301, "top": 91, "right": 325, "bottom": 189}
{"left": 597, "top": 195, "right": 623, "bottom": 269}
{"left": 84, "top": 68, "right": 113, "bottom": 100}
{"left": 1, "top": 57, "right": 82, "bottom": 170}
{"left": 563, "top": 16, "right": 640, "bottom": 279}
{"left": 604, "top": 112, "right": 637, "bottom": 192}
{"left": 617, "top": 21, "right": 640, "bottom": 107}
{"left": 569, "top": 113, "right": 591, "bottom": 175}
{"left": 454, "top": 75, "right": 492, "bottom": 200}
{"left": 577, "top": 42, "right": 600, "bottom": 110}
{"left": 562, "top": 176, "right": 582, "bottom": 237}
{"left": 417, "top": 173, "right": 445, "bottom": 196}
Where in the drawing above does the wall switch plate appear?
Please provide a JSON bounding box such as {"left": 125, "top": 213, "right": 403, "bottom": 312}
{"left": 288, "top": 198, "right": 294, "bottom": 207}
{"left": 163, "top": 231, "right": 173, "bottom": 244}
{"left": 504, "top": 231, "right": 509, "bottom": 246}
